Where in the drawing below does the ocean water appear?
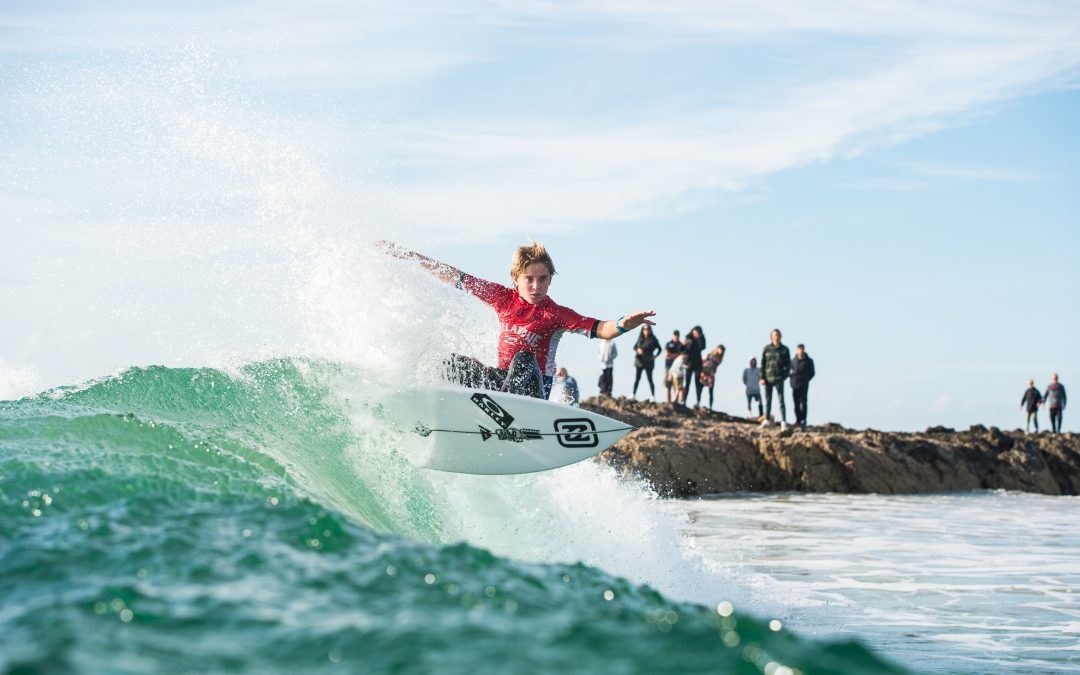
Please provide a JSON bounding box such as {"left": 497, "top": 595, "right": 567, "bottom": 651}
{"left": 0, "top": 360, "right": 904, "bottom": 674}
{"left": 3, "top": 45, "right": 1071, "bottom": 674}
{"left": 680, "top": 493, "right": 1080, "bottom": 674}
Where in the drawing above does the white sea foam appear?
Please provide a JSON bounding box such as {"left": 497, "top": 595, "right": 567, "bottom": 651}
{"left": 682, "top": 492, "right": 1080, "bottom": 673}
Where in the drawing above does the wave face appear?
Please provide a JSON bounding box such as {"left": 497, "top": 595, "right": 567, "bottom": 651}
{"left": 0, "top": 360, "right": 904, "bottom": 674}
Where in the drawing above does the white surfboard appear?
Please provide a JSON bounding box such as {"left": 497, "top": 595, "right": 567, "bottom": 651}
{"left": 378, "top": 387, "right": 633, "bottom": 475}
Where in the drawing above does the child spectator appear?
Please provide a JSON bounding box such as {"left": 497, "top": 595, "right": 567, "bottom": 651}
{"left": 663, "top": 330, "right": 684, "bottom": 403}
{"left": 743, "top": 357, "right": 763, "bottom": 417}
{"left": 669, "top": 348, "right": 688, "bottom": 405}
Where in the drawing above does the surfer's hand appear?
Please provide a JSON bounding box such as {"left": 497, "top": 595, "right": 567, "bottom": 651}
{"left": 620, "top": 310, "right": 657, "bottom": 330}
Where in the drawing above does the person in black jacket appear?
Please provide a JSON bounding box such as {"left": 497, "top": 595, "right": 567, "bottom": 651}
{"left": 632, "top": 325, "right": 663, "bottom": 400}
{"left": 682, "top": 326, "right": 706, "bottom": 406}
{"left": 789, "top": 343, "right": 815, "bottom": 431}
{"left": 1020, "top": 379, "right": 1042, "bottom": 433}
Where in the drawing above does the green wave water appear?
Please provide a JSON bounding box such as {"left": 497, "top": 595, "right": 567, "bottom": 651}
{"left": 0, "top": 360, "right": 905, "bottom": 674}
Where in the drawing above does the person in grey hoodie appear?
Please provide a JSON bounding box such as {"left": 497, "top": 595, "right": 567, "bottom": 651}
{"left": 598, "top": 339, "right": 618, "bottom": 396}
{"left": 743, "top": 357, "right": 763, "bottom": 417}
{"left": 1044, "top": 373, "right": 1067, "bottom": 434}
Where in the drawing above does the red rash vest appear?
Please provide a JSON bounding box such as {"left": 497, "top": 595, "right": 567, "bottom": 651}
{"left": 458, "top": 273, "right": 599, "bottom": 376}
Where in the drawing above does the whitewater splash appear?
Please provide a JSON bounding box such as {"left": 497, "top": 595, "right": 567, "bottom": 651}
{"left": 8, "top": 357, "right": 750, "bottom": 610}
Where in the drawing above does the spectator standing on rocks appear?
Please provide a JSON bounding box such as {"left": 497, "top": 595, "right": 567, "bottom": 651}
{"left": 789, "top": 343, "right": 815, "bottom": 431}
{"left": 669, "top": 347, "right": 688, "bottom": 405}
{"left": 632, "top": 325, "right": 662, "bottom": 401}
{"left": 553, "top": 367, "right": 580, "bottom": 406}
{"left": 759, "top": 328, "right": 791, "bottom": 428}
{"left": 598, "top": 339, "right": 618, "bottom": 396}
{"left": 683, "top": 326, "right": 707, "bottom": 407}
{"left": 1044, "top": 373, "right": 1067, "bottom": 434}
{"left": 1021, "top": 380, "right": 1043, "bottom": 433}
{"left": 699, "top": 345, "right": 726, "bottom": 410}
{"left": 663, "top": 330, "right": 684, "bottom": 403}
{"left": 743, "top": 357, "right": 763, "bottom": 418}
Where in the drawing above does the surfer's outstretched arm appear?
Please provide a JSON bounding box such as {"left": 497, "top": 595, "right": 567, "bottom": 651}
{"left": 595, "top": 310, "right": 657, "bottom": 340}
{"left": 375, "top": 241, "right": 463, "bottom": 285}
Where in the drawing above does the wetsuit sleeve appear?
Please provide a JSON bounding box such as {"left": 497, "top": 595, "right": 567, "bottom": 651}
{"left": 554, "top": 303, "right": 600, "bottom": 339}
{"left": 458, "top": 273, "right": 512, "bottom": 310}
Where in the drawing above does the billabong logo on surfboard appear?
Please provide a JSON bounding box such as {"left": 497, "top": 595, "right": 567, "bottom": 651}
{"left": 553, "top": 418, "right": 598, "bottom": 448}
{"left": 471, "top": 393, "right": 515, "bottom": 429}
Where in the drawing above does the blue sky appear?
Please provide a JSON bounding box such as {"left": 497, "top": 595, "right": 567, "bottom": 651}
{"left": 2, "top": 1, "right": 1078, "bottom": 431}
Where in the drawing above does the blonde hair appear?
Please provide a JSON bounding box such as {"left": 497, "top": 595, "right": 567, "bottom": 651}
{"left": 510, "top": 239, "right": 555, "bottom": 280}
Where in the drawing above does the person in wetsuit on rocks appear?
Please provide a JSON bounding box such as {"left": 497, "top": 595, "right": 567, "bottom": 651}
{"left": 377, "top": 240, "right": 656, "bottom": 399}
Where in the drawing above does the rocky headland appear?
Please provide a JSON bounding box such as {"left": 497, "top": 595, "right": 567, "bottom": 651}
{"left": 583, "top": 397, "right": 1080, "bottom": 498}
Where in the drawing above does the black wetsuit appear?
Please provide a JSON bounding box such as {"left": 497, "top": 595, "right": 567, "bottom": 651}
{"left": 446, "top": 352, "right": 551, "bottom": 399}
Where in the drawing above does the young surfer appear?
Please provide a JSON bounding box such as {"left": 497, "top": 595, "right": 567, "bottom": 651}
{"left": 377, "top": 240, "right": 656, "bottom": 399}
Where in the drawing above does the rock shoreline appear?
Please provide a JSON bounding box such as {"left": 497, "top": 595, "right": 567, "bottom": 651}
{"left": 583, "top": 397, "right": 1080, "bottom": 498}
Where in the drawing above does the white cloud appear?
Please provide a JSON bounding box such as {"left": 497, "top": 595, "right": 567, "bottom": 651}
{"left": 4, "top": 1, "right": 1079, "bottom": 240}
{"left": 899, "top": 161, "right": 1048, "bottom": 183}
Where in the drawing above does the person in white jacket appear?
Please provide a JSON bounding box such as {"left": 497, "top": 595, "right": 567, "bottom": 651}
{"left": 598, "top": 339, "right": 618, "bottom": 396}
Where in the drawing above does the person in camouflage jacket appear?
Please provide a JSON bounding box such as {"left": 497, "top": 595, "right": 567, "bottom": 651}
{"left": 759, "top": 328, "right": 791, "bottom": 425}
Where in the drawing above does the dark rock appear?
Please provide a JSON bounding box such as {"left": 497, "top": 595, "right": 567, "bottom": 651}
{"left": 585, "top": 397, "right": 1080, "bottom": 497}
{"left": 926, "top": 425, "right": 955, "bottom": 434}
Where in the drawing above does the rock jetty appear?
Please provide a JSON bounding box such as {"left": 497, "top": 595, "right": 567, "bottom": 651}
{"left": 583, "top": 397, "right": 1080, "bottom": 497}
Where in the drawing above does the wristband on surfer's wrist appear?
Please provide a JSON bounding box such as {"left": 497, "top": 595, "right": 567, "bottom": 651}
{"left": 614, "top": 316, "right": 628, "bottom": 334}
